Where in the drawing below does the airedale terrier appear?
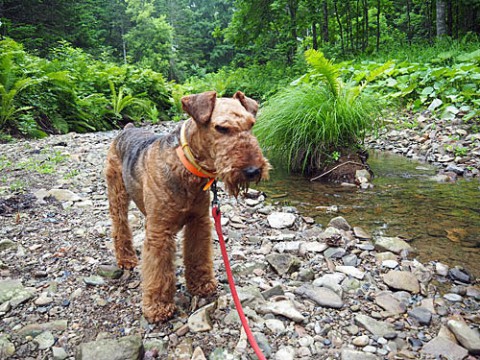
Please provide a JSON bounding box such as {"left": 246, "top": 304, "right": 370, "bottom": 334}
{"left": 105, "top": 91, "right": 270, "bottom": 322}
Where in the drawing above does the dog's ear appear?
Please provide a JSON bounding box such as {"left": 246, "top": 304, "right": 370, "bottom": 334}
{"left": 233, "top": 91, "right": 258, "bottom": 116}
{"left": 181, "top": 91, "right": 217, "bottom": 124}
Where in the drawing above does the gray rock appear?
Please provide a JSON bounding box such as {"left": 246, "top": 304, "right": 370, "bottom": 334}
{"left": 342, "top": 253, "right": 358, "bottom": 266}
{"left": 335, "top": 265, "right": 365, "bottom": 280}
{"left": 18, "top": 320, "right": 68, "bottom": 337}
{"left": 375, "top": 291, "right": 406, "bottom": 315}
{"left": 83, "top": 275, "right": 106, "bottom": 286}
{"left": 422, "top": 336, "right": 469, "bottom": 360}
{"left": 267, "top": 212, "right": 296, "bottom": 229}
{"left": 0, "top": 279, "right": 35, "bottom": 308}
{"left": 341, "top": 348, "right": 379, "bottom": 360}
{"left": 275, "top": 346, "right": 295, "bottom": 360}
{"left": 447, "top": 317, "right": 480, "bottom": 354}
{"left": 354, "top": 314, "right": 396, "bottom": 337}
{"left": 0, "top": 239, "right": 17, "bottom": 251}
{"left": 0, "top": 334, "right": 15, "bottom": 358}
{"left": 444, "top": 293, "right": 463, "bottom": 302}
{"left": 188, "top": 303, "right": 215, "bottom": 332}
{"left": 382, "top": 271, "right": 420, "bottom": 294}
{"left": 52, "top": 347, "right": 69, "bottom": 360}
{"left": 265, "top": 319, "right": 286, "bottom": 333}
{"left": 352, "top": 335, "right": 370, "bottom": 347}
{"left": 97, "top": 265, "right": 123, "bottom": 279}
{"left": 353, "top": 227, "right": 371, "bottom": 240}
{"left": 328, "top": 216, "right": 351, "bottom": 231}
{"left": 374, "top": 236, "right": 412, "bottom": 254}
{"left": 408, "top": 307, "right": 432, "bottom": 325}
{"left": 324, "top": 247, "right": 346, "bottom": 259}
{"left": 435, "top": 262, "right": 449, "bottom": 276}
{"left": 258, "top": 300, "right": 305, "bottom": 323}
{"left": 449, "top": 267, "right": 473, "bottom": 284}
{"left": 295, "top": 284, "right": 343, "bottom": 309}
{"left": 266, "top": 254, "right": 301, "bottom": 275}
{"left": 173, "top": 338, "right": 193, "bottom": 360}
{"left": 34, "top": 331, "right": 55, "bottom": 350}
{"left": 48, "top": 189, "right": 82, "bottom": 202}
{"left": 446, "top": 164, "right": 465, "bottom": 175}
{"left": 75, "top": 335, "right": 143, "bottom": 360}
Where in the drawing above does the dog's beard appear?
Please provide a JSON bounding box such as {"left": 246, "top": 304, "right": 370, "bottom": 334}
{"left": 218, "top": 162, "right": 270, "bottom": 198}
{"left": 214, "top": 134, "right": 271, "bottom": 197}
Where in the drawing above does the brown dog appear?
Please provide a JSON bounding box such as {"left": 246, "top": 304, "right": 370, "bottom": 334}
{"left": 105, "top": 91, "right": 270, "bottom": 322}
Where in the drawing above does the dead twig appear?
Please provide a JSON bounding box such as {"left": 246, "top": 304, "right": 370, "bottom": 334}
{"left": 310, "top": 161, "right": 365, "bottom": 182}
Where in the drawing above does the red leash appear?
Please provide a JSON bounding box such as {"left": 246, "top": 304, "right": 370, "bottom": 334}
{"left": 211, "top": 182, "right": 266, "bottom": 360}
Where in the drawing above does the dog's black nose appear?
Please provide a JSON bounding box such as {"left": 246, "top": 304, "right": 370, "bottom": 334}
{"left": 243, "top": 166, "right": 261, "bottom": 180}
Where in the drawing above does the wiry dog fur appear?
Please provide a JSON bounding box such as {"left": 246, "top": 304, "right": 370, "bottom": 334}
{"left": 105, "top": 91, "right": 270, "bottom": 322}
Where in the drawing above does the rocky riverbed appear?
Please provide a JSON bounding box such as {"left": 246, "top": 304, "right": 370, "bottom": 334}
{"left": 0, "top": 119, "right": 479, "bottom": 360}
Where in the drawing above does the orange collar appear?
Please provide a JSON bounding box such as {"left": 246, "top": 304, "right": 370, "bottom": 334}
{"left": 176, "top": 121, "right": 216, "bottom": 191}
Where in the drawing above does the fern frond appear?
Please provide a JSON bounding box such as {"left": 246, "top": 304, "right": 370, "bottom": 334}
{"left": 305, "top": 49, "right": 341, "bottom": 97}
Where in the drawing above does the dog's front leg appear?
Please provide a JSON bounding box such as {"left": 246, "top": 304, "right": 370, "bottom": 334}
{"left": 141, "top": 216, "right": 177, "bottom": 322}
{"left": 183, "top": 206, "right": 218, "bottom": 297}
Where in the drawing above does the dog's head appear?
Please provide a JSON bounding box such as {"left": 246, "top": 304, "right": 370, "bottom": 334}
{"left": 181, "top": 91, "right": 270, "bottom": 196}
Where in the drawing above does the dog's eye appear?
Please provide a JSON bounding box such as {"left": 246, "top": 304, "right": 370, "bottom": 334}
{"left": 215, "top": 125, "right": 230, "bottom": 134}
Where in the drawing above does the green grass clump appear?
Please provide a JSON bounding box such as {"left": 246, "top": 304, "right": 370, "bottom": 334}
{"left": 255, "top": 50, "right": 380, "bottom": 174}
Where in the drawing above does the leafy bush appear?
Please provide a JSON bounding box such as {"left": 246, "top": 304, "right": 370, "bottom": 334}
{"left": 0, "top": 38, "right": 173, "bottom": 137}
{"left": 346, "top": 48, "right": 480, "bottom": 121}
{"left": 254, "top": 50, "right": 380, "bottom": 174}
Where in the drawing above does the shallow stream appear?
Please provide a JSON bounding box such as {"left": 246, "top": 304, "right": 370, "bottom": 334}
{"left": 258, "top": 151, "right": 480, "bottom": 278}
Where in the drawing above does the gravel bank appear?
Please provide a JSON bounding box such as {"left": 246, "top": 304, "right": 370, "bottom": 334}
{"left": 0, "top": 121, "right": 479, "bottom": 360}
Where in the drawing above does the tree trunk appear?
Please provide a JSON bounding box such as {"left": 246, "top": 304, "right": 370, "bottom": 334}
{"left": 406, "top": 0, "right": 412, "bottom": 44}
{"left": 286, "top": 0, "right": 298, "bottom": 64}
{"left": 322, "top": 0, "right": 329, "bottom": 43}
{"left": 356, "top": 0, "right": 360, "bottom": 51}
{"left": 312, "top": 20, "right": 318, "bottom": 50}
{"left": 376, "top": 0, "right": 381, "bottom": 52}
{"left": 436, "top": 0, "right": 447, "bottom": 37}
{"left": 363, "top": 0, "right": 369, "bottom": 50}
{"left": 446, "top": 0, "right": 453, "bottom": 36}
{"left": 346, "top": 0, "right": 354, "bottom": 51}
{"left": 334, "top": 0, "right": 344, "bottom": 52}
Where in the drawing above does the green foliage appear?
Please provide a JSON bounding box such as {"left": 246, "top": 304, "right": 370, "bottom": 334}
{"left": 255, "top": 50, "right": 380, "bottom": 174}
{"left": 347, "top": 47, "right": 480, "bottom": 121}
{"left": 0, "top": 38, "right": 172, "bottom": 138}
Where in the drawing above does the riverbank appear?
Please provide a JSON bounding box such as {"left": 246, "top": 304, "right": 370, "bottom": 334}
{"left": 367, "top": 110, "right": 480, "bottom": 179}
{"left": 0, "top": 121, "right": 479, "bottom": 360}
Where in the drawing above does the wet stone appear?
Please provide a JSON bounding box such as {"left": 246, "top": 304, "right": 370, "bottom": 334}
{"left": 448, "top": 267, "right": 473, "bottom": 284}
{"left": 374, "top": 236, "right": 412, "bottom": 254}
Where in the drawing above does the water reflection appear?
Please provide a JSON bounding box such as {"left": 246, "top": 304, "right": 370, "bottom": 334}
{"left": 258, "top": 151, "right": 480, "bottom": 277}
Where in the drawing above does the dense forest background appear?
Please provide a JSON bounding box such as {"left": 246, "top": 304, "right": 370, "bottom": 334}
{"left": 0, "top": 0, "right": 479, "bottom": 140}
{"left": 2, "top": 0, "right": 479, "bottom": 79}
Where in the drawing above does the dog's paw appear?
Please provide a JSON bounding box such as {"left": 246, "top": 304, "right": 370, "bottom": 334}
{"left": 143, "top": 302, "right": 176, "bottom": 323}
{"left": 188, "top": 278, "right": 218, "bottom": 297}
{"left": 117, "top": 256, "right": 138, "bottom": 270}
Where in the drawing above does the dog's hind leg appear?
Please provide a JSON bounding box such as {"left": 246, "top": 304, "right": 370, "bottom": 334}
{"left": 105, "top": 145, "right": 138, "bottom": 269}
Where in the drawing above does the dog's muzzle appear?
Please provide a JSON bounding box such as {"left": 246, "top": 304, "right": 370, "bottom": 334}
{"left": 242, "top": 166, "right": 262, "bottom": 181}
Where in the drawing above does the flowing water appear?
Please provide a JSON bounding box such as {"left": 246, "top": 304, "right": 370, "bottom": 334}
{"left": 258, "top": 151, "right": 480, "bottom": 278}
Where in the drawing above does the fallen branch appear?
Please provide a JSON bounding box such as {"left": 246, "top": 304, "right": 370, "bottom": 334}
{"left": 310, "top": 161, "right": 365, "bottom": 182}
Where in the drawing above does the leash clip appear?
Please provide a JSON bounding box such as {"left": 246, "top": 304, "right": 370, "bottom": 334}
{"left": 210, "top": 180, "right": 220, "bottom": 214}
